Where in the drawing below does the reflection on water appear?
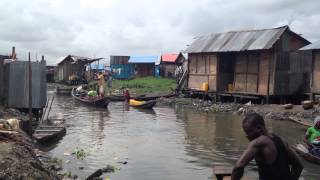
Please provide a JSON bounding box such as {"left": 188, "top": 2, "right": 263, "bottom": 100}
{"left": 46, "top": 92, "right": 319, "bottom": 180}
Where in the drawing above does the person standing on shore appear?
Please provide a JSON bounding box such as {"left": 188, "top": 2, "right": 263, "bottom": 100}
{"left": 231, "top": 113, "right": 303, "bottom": 180}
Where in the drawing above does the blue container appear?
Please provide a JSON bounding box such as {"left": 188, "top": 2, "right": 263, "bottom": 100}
{"left": 111, "top": 64, "right": 134, "bottom": 79}
{"left": 155, "top": 65, "right": 160, "bottom": 77}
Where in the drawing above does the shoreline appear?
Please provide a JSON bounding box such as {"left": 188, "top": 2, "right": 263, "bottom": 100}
{"left": 0, "top": 106, "right": 63, "bottom": 179}
{"left": 158, "top": 97, "right": 317, "bottom": 127}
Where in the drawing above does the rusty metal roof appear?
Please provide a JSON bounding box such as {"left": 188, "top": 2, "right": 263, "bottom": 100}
{"left": 300, "top": 40, "right": 320, "bottom": 50}
{"left": 186, "top": 26, "right": 302, "bottom": 53}
{"left": 56, "top": 55, "right": 102, "bottom": 65}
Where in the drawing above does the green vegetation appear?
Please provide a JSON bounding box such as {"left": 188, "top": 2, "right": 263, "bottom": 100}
{"left": 111, "top": 77, "right": 176, "bottom": 95}
{"left": 88, "top": 77, "right": 177, "bottom": 95}
{"left": 74, "top": 148, "right": 88, "bottom": 160}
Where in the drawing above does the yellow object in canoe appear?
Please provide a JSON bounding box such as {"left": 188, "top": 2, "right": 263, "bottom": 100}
{"left": 129, "top": 99, "right": 146, "bottom": 106}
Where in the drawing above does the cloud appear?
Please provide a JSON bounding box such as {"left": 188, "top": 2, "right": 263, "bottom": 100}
{"left": 0, "top": 0, "right": 319, "bottom": 64}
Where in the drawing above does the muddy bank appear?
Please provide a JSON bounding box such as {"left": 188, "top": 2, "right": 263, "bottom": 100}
{"left": 0, "top": 130, "right": 62, "bottom": 179}
{"left": 159, "top": 97, "right": 318, "bottom": 125}
{"left": 0, "top": 106, "right": 62, "bottom": 179}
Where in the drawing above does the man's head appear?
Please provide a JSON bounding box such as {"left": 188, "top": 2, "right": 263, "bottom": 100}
{"left": 242, "top": 113, "right": 266, "bottom": 141}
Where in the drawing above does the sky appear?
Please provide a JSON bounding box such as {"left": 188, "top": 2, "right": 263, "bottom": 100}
{"left": 0, "top": 0, "right": 319, "bottom": 65}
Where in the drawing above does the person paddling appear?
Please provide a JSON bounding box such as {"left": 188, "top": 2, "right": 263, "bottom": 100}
{"left": 231, "top": 113, "right": 303, "bottom": 180}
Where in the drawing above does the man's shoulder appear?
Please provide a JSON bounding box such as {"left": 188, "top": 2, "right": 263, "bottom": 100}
{"left": 251, "top": 135, "right": 272, "bottom": 147}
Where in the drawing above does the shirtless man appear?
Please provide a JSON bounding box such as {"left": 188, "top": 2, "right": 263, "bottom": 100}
{"left": 231, "top": 113, "right": 303, "bottom": 180}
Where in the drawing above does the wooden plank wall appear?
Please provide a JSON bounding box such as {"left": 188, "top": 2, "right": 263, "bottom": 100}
{"left": 258, "top": 52, "right": 273, "bottom": 95}
{"left": 110, "top": 56, "right": 130, "bottom": 65}
{"left": 136, "top": 64, "right": 154, "bottom": 77}
{"left": 274, "top": 51, "right": 312, "bottom": 95}
{"left": 162, "top": 63, "right": 176, "bottom": 77}
{"left": 234, "top": 53, "right": 259, "bottom": 94}
{"left": 313, "top": 51, "right": 320, "bottom": 93}
{"left": 187, "top": 54, "right": 217, "bottom": 91}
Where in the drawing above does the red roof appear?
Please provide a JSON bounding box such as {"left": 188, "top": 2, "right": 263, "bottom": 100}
{"left": 161, "top": 54, "right": 179, "bottom": 63}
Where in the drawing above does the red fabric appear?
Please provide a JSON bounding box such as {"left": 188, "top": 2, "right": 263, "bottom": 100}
{"left": 161, "top": 54, "right": 179, "bottom": 63}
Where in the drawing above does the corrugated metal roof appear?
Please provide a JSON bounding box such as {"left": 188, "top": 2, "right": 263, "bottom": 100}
{"left": 300, "top": 40, "right": 320, "bottom": 50}
{"left": 128, "top": 56, "right": 158, "bottom": 63}
{"left": 161, "top": 54, "right": 179, "bottom": 63}
{"left": 186, "top": 26, "right": 295, "bottom": 53}
{"left": 56, "top": 55, "right": 102, "bottom": 65}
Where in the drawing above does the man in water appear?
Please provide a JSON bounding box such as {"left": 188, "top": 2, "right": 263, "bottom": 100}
{"left": 231, "top": 113, "right": 303, "bottom": 180}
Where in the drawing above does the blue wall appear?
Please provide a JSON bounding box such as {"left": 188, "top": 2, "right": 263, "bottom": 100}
{"left": 111, "top": 64, "right": 134, "bottom": 79}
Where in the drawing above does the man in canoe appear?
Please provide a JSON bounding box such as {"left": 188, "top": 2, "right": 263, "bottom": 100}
{"left": 231, "top": 113, "right": 303, "bottom": 180}
{"left": 305, "top": 116, "right": 320, "bottom": 156}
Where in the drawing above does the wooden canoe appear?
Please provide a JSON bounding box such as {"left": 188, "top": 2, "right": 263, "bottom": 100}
{"left": 108, "top": 95, "right": 125, "bottom": 101}
{"left": 129, "top": 99, "right": 157, "bottom": 109}
{"left": 292, "top": 143, "right": 320, "bottom": 165}
{"left": 133, "top": 92, "right": 176, "bottom": 101}
{"left": 72, "top": 88, "right": 110, "bottom": 108}
{"left": 33, "top": 117, "right": 66, "bottom": 144}
{"left": 107, "top": 92, "right": 176, "bottom": 102}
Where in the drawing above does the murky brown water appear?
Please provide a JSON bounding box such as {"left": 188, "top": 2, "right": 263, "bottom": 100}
{"left": 45, "top": 91, "right": 319, "bottom": 180}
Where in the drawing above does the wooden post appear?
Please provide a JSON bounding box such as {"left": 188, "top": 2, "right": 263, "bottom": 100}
{"left": 27, "top": 52, "right": 32, "bottom": 134}
{"left": 28, "top": 52, "right": 32, "bottom": 122}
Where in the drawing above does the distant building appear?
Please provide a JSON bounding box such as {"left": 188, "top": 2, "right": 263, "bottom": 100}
{"left": 186, "top": 25, "right": 311, "bottom": 103}
{"left": 55, "top": 55, "right": 101, "bottom": 83}
{"left": 46, "top": 65, "right": 56, "bottom": 82}
{"left": 128, "top": 56, "right": 159, "bottom": 77}
{"left": 110, "top": 56, "right": 134, "bottom": 79}
{"left": 160, "top": 53, "right": 179, "bottom": 78}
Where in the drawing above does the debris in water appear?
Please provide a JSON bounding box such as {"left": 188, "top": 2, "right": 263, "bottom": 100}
{"left": 74, "top": 147, "right": 88, "bottom": 160}
{"left": 102, "top": 165, "right": 120, "bottom": 173}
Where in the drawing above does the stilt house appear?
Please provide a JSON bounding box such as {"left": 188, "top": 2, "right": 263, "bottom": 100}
{"left": 185, "top": 26, "right": 311, "bottom": 102}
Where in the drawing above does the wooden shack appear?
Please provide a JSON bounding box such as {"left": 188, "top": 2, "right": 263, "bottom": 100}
{"left": 128, "top": 56, "right": 159, "bottom": 77}
{"left": 56, "top": 55, "right": 101, "bottom": 82}
{"left": 160, "top": 53, "right": 179, "bottom": 78}
{"left": 300, "top": 40, "right": 320, "bottom": 96}
{"left": 186, "top": 26, "right": 311, "bottom": 102}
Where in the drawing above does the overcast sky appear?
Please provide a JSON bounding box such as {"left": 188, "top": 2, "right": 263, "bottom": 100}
{"left": 0, "top": 0, "right": 319, "bottom": 65}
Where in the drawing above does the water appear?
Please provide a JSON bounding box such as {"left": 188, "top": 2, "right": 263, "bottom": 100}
{"left": 45, "top": 93, "right": 320, "bottom": 180}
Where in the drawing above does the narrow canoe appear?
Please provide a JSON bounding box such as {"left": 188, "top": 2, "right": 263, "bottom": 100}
{"left": 129, "top": 99, "right": 157, "bottom": 109}
{"left": 33, "top": 117, "right": 66, "bottom": 144}
{"left": 72, "top": 88, "right": 109, "bottom": 108}
{"left": 292, "top": 143, "right": 320, "bottom": 165}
